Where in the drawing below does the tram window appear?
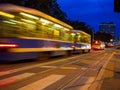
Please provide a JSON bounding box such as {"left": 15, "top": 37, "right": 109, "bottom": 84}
{"left": 0, "top": 10, "right": 73, "bottom": 41}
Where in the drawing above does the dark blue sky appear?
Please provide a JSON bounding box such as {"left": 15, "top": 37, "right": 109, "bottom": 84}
{"left": 57, "top": 0, "right": 120, "bottom": 38}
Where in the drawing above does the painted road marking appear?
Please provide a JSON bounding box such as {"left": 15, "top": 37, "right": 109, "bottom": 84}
{"left": 0, "top": 73, "right": 35, "bottom": 87}
{"left": 60, "top": 66, "right": 77, "bottom": 70}
{"left": 0, "top": 63, "right": 52, "bottom": 76}
{"left": 62, "top": 77, "right": 95, "bottom": 90}
{"left": 0, "top": 65, "right": 41, "bottom": 76}
{"left": 0, "top": 59, "right": 69, "bottom": 76}
{"left": 40, "top": 66, "right": 57, "bottom": 68}
{"left": 0, "top": 51, "right": 104, "bottom": 77}
{"left": 18, "top": 74, "right": 65, "bottom": 90}
{"left": 78, "top": 77, "right": 95, "bottom": 90}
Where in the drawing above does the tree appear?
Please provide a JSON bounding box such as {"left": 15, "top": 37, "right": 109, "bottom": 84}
{"left": 0, "top": 0, "right": 27, "bottom": 5}
{"left": 48, "top": 0, "right": 67, "bottom": 22}
{"left": 0, "top": 0, "right": 67, "bottom": 21}
{"left": 94, "top": 32, "right": 113, "bottom": 42}
{"left": 68, "top": 20, "right": 93, "bottom": 35}
{"left": 24, "top": 0, "right": 50, "bottom": 14}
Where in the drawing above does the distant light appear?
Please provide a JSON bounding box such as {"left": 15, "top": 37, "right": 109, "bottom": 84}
{"left": 0, "top": 11, "right": 15, "bottom": 18}
{"left": 110, "top": 39, "right": 113, "bottom": 42}
{"left": 95, "top": 41, "right": 99, "bottom": 44}
{"left": 20, "top": 12, "right": 39, "bottom": 20}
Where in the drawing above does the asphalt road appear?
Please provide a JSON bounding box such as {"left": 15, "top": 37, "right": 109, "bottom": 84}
{"left": 0, "top": 48, "right": 119, "bottom": 90}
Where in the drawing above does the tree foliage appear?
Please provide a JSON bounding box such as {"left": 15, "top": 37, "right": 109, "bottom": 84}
{"left": 94, "top": 32, "right": 113, "bottom": 42}
{"left": 0, "top": 0, "right": 67, "bottom": 22}
{"left": 68, "top": 20, "right": 94, "bottom": 38}
{"left": 0, "top": 0, "right": 26, "bottom": 5}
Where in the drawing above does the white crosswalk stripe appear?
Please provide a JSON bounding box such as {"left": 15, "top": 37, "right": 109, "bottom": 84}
{"left": 0, "top": 73, "right": 35, "bottom": 86}
{"left": 18, "top": 74, "right": 65, "bottom": 90}
{"left": 0, "top": 64, "right": 46, "bottom": 76}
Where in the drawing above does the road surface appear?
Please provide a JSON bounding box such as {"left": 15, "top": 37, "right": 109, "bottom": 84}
{"left": 0, "top": 48, "right": 119, "bottom": 90}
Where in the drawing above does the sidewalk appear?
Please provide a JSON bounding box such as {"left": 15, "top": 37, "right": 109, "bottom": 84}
{"left": 99, "top": 53, "right": 120, "bottom": 90}
{"left": 90, "top": 52, "right": 120, "bottom": 90}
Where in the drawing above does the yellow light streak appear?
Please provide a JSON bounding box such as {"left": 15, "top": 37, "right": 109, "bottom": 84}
{"left": 20, "top": 12, "right": 39, "bottom": 20}
{"left": 21, "top": 19, "right": 36, "bottom": 24}
{"left": 0, "top": 11, "right": 15, "bottom": 18}
{"left": 71, "top": 33, "right": 75, "bottom": 36}
{"left": 40, "top": 18, "right": 50, "bottom": 24}
{"left": 54, "top": 24, "right": 63, "bottom": 28}
{"left": 3, "top": 21, "right": 16, "bottom": 24}
{"left": 9, "top": 19, "right": 21, "bottom": 24}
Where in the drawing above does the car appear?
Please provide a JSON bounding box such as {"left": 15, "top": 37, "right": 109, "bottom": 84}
{"left": 92, "top": 40, "right": 105, "bottom": 50}
{"left": 106, "top": 43, "right": 114, "bottom": 48}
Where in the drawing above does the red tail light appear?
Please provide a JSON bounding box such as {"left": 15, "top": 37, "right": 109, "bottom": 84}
{"left": 0, "top": 43, "right": 18, "bottom": 48}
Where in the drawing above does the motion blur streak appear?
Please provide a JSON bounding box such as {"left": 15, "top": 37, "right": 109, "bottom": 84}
{"left": 0, "top": 44, "right": 18, "bottom": 48}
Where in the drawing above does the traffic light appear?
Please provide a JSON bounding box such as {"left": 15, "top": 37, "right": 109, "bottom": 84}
{"left": 114, "top": 0, "right": 120, "bottom": 12}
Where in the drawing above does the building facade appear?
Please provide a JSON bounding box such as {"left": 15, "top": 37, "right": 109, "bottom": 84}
{"left": 99, "top": 22, "right": 116, "bottom": 38}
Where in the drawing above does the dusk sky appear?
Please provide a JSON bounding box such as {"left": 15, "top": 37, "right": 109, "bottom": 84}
{"left": 57, "top": 0, "right": 120, "bottom": 38}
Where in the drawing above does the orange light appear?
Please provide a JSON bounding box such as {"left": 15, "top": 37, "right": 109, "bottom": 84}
{"left": 95, "top": 41, "right": 99, "bottom": 44}
{"left": 71, "top": 45, "right": 75, "bottom": 48}
{"left": 0, "top": 44, "right": 18, "bottom": 48}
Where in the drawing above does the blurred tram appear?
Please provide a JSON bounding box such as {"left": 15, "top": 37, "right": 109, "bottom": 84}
{"left": 72, "top": 30, "right": 91, "bottom": 53}
{"left": 0, "top": 4, "right": 91, "bottom": 62}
